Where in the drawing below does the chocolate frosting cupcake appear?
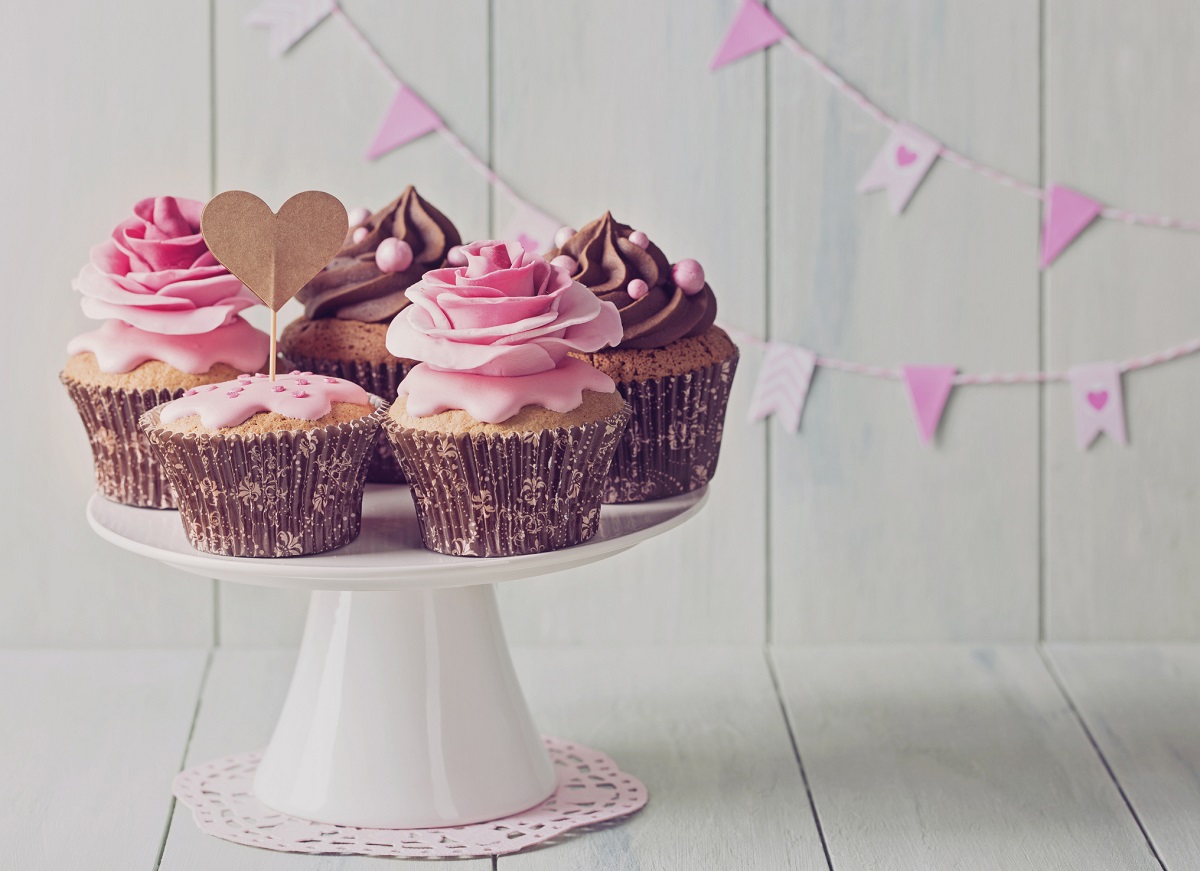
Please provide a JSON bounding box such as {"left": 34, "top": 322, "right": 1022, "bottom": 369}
{"left": 298, "top": 185, "right": 461, "bottom": 323}
{"left": 547, "top": 212, "right": 716, "bottom": 350}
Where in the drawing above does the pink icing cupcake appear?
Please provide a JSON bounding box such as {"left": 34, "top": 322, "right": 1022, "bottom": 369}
{"left": 61, "top": 196, "right": 270, "bottom": 508}
{"left": 139, "top": 373, "right": 386, "bottom": 558}
{"left": 382, "top": 240, "right": 630, "bottom": 557}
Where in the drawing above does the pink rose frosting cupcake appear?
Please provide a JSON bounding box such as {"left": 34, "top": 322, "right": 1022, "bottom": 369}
{"left": 61, "top": 196, "right": 270, "bottom": 508}
{"left": 382, "top": 240, "right": 630, "bottom": 557}
{"left": 140, "top": 372, "right": 386, "bottom": 557}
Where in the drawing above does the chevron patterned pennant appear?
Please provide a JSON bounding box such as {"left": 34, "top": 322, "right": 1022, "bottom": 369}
{"left": 748, "top": 342, "right": 817, "bottom": 434}
{"left": 246, "top": 0, "right": 337, "bottom": 57}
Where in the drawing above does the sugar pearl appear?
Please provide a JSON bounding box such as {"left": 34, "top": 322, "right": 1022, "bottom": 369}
{"left": 627, "top": 278, "right": 650, "bottom": 300}
{"left": 553, "top": 226, "right": 577, "bottom": 249}
{"left": 352, "top": 226, "right": 368, "bottom": 244}
{"left": 550, "top": 254, "right": 578, "bottom": 273}
{"left": 347, "top": 206, "right": 371, "bottom": 228}
{"left": 376, "top": 237, "right": 414, "bottom": 273}
{"left": 447, "top": 245, "right": 467, "bottom": 266}
{"left": 672, "top": 259, "right": 706, "bottom": 294}
{"left": 629, "top": 230, "right": 650, "bottom": 249}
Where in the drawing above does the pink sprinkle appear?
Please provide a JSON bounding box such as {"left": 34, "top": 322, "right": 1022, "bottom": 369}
{"left": 290, "top": 370, "right": 301, "bottom": 375}
{"left": 324, "top": 377, "right": 338, "bottom": 383}
{"left": 347, "top": 206, "right": 371, "bottom": 227}
{"left": 272, "top": 386, "right": 285, "bottom": 392}
{"left": 225, "top": 391, "right": 240, "bottom": 398}
{"left": 375, "top": 237, "right": 414, "bottom": 273}
{"left": 184, "top": 389, "right": 197, "bottom": 396}
{"left": 352, "top": 226, "right": 368, "bottom": 243}
{"left": 292, "top": 390, "right": 309, "bottom": 398}
{"left": 629, "top": 230, "right": 650, "bottom": 249}
{"left": 238, "top": 374, "right": 251, "bottom": 379}
{"left": 550, "top": 254, "right": 578, "bottom": 273}
{"left": 447, "top": 245, "right": 467, "bottom": 266}
{"left": 672, "top": 259, "right": 706, "bottom": 294}
{"left": 628, "top": 279, "right": 650, "bottom": 300}
{"left": 553, "top": 226, "right": 577, "bottom": 249}
{"left": 239, "top": 379, "right": 252, "bottom": 385}
{"left": 295, "top": 378, "right": 309, "bottom": 385}
{"left": 254, "top": 373, "right": 267, "bottom": 378}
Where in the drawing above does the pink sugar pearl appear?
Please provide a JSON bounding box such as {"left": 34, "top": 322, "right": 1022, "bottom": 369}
{"left": 550, "top": 254, "right": 578, "bottom": 273}
{"left": 447, "top": 245, "right": 467, "bottom": 266}
{"left": 553, "top": 226, "right": 577, "bottom": 249}
{"left": 352, "top": 227, "right": 368, "bottom": 244}
{"left": 672, "top": 259, "right": 706, "bottom": 294}
{"left": 347, "top": 206, "right": 371, "bottom": 227}
{"left": 375, "top": 237, "right": 414, "bottom": 274}
{"left": 628, "top": 230, "right": 650, "bottom": 249}
{"left": 627, "top": 279, "right": 650, "bottom": 300}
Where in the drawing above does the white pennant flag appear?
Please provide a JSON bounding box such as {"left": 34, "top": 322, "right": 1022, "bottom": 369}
{"left": 246, "top": 0, "right": 337, "bottom": 57}
{"left": 748, "top": 342, "right": 817, "bottom": 434}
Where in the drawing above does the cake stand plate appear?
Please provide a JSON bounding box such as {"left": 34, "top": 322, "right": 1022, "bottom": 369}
{"left": 87, "top": 485, "right": 705, "bottom": 839}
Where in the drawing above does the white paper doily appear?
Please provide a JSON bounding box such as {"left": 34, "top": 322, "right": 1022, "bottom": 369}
{"left": 172, "top": 737, "right": 647, "bottom": 859}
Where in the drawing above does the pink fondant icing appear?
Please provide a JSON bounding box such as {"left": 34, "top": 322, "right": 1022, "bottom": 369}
{"left": 159, "top": 373, "right": 371, "bottom": 430}
{"left": 68, "top": 196, "right": 268, "bottom": 373}
{"left": 399, "top": 357, "right": 615, "bottom": 424}
{"left": 68, "top": 318, "right": 270, "bottom": 375}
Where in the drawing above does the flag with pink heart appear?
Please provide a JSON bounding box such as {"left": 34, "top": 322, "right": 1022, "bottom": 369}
{"left": 501, "top": 203, "right": 564, "bottom": 255}
{"left": 857, "top": 124, "right": 942, "bottom": 214}
{"left": 1068, "top": 361, "right": 1127, "bottom": 449}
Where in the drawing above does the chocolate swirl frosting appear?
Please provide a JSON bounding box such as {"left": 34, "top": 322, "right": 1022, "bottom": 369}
{"left": 298, "top": 186, "right": 461, "bottom": 323}
{"left": 547, "top": 212, "right": 717, "bottom": 350}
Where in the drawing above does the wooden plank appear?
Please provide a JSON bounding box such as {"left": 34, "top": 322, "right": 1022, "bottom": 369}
{"left": 0, "top": 650, "right": 207, "bottom": 871}
{"left": 1049, "top": 644, "right": 1200, "bottom": 869}
{"left": 767, "top": 0, "right": 1042, "bottom": 642}
{"left": 1043, "top": 2, "right": 1200, "bottom": 639}
{"left": 491, "top": 0, "right": 768, "bottom": 644}
{"left": 0, "top": 1, "right": 214, "bottom": 645}
{"left": 213, "top": 0, "right": 491, "bottom": 646}
{"left": 503, "top": 647, "right": 826, "bottom": 870}
{"left": 159, "top": 648, "right": 492, "bottom": 869}
{"left": 773, "top": 646, "right": 1161, "bottom": 870}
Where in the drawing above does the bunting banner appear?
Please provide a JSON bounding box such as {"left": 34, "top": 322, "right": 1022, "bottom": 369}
{"left": 857, "top": 124, "right": 942, "bottom": 215}
{"left": 712, "top": 0, "right": 1200, "bottom": 263}
{"left": 747, "top": 343, "right": 817, "bottom": 434}
{"left": 246, "top": 0, "right": 336, "bottom": 57}
{"left": 366, "top": 86, "right": 443, "bottom": 160}
{"left": 502, "top": 203, "right": 565, "bottom": 255}
{"left": 1067, "top": 362, "right": 1127, "bottom": 449}
{"left": 901, "top": 365, "right": 957, "bottom": 446}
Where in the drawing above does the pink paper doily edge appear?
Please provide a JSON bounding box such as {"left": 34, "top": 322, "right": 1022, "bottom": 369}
{"left": 171, "top": 737, "right": 647, "bottom": 859}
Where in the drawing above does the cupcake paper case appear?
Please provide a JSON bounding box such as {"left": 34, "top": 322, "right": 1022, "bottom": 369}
{"left": 279, "top": 185, "right": 462, "bottom": 483}
{"left": 548, "top": 213, "right": 739, "bottom": 503}
{"left": 62, "top": 196, "right": 270, "bottom": 508}
{"left": 140, "top": 372, "right": 385, "bottom": 558}
{"left": 383, "top": 239, "right": 630, "bottom": 557}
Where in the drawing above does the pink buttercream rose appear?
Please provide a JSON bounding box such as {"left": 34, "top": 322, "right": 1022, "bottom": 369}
{"left": 73, "top": 196, "right": 260, "bottom": 335}
{"left": 387, "top": 240, "right": 623, "bottom": 376}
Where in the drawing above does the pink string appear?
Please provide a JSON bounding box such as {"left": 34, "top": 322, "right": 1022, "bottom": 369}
{"left": 718, "top": 323, "right": 1200, "bottom": 385}
{"left": 779, "top": 33, "right": 1200, "bottom": 224}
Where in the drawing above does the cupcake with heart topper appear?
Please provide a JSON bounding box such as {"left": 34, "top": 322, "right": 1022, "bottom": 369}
{"left": 139, "top": 190, "right": 388, "bottom": 557}
{"left": 279, "top": 186, "right": 462, "bottom": 483}
{"left": 382, "top": 239, "right": 629, "bottom": 557}
{"left": 546, "top": 213, "right": 739, "bottom": 502}
{"left": 61, "top": 196, "right": 271, "bottom": 508}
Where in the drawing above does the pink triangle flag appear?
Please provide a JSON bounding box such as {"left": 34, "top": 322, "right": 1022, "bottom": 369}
{"left": 246, "top": 0, "right": 336, "bottom": 57}
{"left": 748, "top": 342, "right": 817, "bottom": 434}
{"left": 857, "top": 124, "right": 942, "bottom": 214}
{"left": 1067, "top": 362, "right": 1127, "bottom": 449}
{"left": 710, "top": 0, "right": 789, "bottom": 70}
{"left": 365, "top": 86, "right": 443, "bottom": 160}
{"left": 1040, "top": 184, "right": 1103, "bottom": 268}
{"left": 501, "top": 203, "right": 564, "bottom": 255}
{"left": 901, "top": 365, "right": 957, "bottom": 446}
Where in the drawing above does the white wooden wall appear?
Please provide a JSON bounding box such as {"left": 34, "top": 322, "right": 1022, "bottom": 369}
{"left": 4, "top": 0, "right": 1198, "bottom": 646}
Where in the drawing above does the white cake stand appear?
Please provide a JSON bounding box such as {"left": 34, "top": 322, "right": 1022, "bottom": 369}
{"left": 87, "top": 484, "right": 706, "bottom": 830}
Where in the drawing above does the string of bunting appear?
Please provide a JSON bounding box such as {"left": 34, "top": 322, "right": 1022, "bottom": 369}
{"left": 247, "top": 0, "right": 1200, "bottom": 450}
{"left": 710, "top": 0, "right": 1200, "bottom": 266}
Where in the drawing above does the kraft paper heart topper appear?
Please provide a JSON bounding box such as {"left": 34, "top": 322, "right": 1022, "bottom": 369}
{"left": 202, "top": 190, "right": 348, "bottom": 379}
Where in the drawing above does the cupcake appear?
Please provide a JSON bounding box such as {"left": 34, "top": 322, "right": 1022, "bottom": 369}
{"left": 139, "top": 372, "right": 385, "bottom": 558}
{"left": 382, "top": 240, "right": 630, "bottom": 557}
{"left": 547, "top": 213, "right": 739, "bottom": 502}
{"left": 62, "top": 196, "right": 270, "bottom": 509}
{"left": 278, "top": 185, "right": 461, "bottom": 483}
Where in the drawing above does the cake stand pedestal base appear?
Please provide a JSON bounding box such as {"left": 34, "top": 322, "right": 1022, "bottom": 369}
{"left": 255, "top": 585, "right": 556, "bottom": 829}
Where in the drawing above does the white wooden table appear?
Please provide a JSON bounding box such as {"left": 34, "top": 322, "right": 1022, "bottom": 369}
{"left": 3, "top": 645, "right": 1196, "bottom": 870}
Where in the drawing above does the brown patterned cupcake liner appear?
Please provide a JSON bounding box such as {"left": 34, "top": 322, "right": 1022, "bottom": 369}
{"left": 603, "top": 350, "right": 739, "bottom": 504}
{"left": 382, "top": 403, "right": 631, "bottom": 557}
{"left": 280, "top": 350, "right": 409, "bottom": 484}
{"left": 61, "top": 373, "right": 183, "bottom": 509}
{"left": 139, "top": 398, "right": 387, "bottom": 558}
